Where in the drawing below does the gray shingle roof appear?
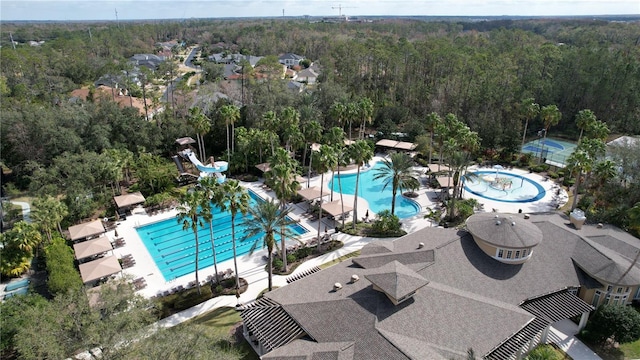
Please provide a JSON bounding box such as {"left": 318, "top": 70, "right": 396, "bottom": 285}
{"left": 261, "top": 339, "right": 355, "bottom": 360}
{"left": 364, "top": 261, "right": 429, "bottom": 301}
{"left": 466, "top": 213, "right": 543, "bottom": 248}
{"left": 352, "top": 249, "right": 434, "bottom": 270}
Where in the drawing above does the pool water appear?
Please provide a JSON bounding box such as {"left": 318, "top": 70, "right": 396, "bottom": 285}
{"left": 136, "top": 191, "right": 308, "bottom": 281}
{"left": 329, "top": 162, "right": 420, "bottom": 219}
{"left": 463, "top": 171, "right": 546, "bottom": 203}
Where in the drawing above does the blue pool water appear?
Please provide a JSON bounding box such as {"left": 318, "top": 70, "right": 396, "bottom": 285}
{"left": 329, "top": 162, "right": 420, "bottom": 219}
{"left": 136, "top": 191, "right": 308, "bottom": 281}
{"left": 463, "top": 171, "right": 546, "bottom": 203}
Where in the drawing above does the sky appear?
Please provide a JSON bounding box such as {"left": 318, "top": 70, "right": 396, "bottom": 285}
{"left": 1, "top": 0, "right": 639, "bottom": 21}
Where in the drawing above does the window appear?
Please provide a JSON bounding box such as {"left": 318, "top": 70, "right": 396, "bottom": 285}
{"left": 592, "top": 291, "right": 601, "bottom": 306}
{"left": 522, "top": 249, "right": 528, "bottom": 257}
{"left": 497, "top": 249, "right": 504, "bottom": 258}
{"left": 568, "top": 287, "right": 578, "bottom": 295}
{"left": 635, "top": 287, "right": 640, "bottom": 299}
{"left": 506, "top": 250, "right": 513, "bottom": 259}
{"left": 616, "top": 287, "right": 623, "bottom": 293}
{"left": 622, "top": 295, "right": 628, "bottom": 304}
{"left": 625, "top": 287, "right": 630, "bottom": 293}
{"left": 607, "top": 285, "right": 613, "bottom": 292}
{"left": 515, "top": 250, "right": 521, "bottom": 258}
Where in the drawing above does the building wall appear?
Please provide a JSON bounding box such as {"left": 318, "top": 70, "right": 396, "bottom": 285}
{"left": 473, "top": 237, "right": 533, "bottom": 265}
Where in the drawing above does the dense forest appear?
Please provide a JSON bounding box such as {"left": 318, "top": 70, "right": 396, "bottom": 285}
{"left": 1, "top": 18, "right": 639, "bottom": 224}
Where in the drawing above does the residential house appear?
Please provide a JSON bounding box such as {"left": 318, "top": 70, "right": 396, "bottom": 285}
{"left": 278, "top": 53, "right": 305, "bottom": 68}
{"left": 241, "top": 212, "right": 640, "bottom": 359}
{"left": 294, "top": 68, "right": 319, "bottom": 84}
{"left": 130, "top": 54, "right": 166, "bottom": 70}
{"left": 287, "top": 81, "right": 304, "bottom": 93}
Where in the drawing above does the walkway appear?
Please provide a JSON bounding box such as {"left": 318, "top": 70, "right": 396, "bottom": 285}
{"left": 548, "top": 319, "right": 602, "bottom": 360}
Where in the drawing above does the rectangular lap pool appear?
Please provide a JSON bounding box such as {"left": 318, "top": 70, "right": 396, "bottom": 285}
{"left": 136, "top": 190, "right": 308, "bottom": 281}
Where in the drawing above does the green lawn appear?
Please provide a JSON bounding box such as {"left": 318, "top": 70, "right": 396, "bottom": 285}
{"left": 619, "top": 338, "right": 640, "bottom": 359}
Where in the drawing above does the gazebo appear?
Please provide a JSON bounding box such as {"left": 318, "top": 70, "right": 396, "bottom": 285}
{"left": 114, "top": 192, "right": 146, "bottom": 212}
{"left": 79, "top": 256, "right": 122, "bottom": 284}
{"left": 73, "top": 235, "right": 113, "bottom": 262}
{"left": 68, "top": 219, "right": 105, "bottom": 242}
{"left": 297, "top": 186, "right": 324, "bottom": 202}
{"left": 321, "top": 200, "right": 353, "bottom": 219}
{"left": 375, "top": 139, "right": 417, "bottom": 152}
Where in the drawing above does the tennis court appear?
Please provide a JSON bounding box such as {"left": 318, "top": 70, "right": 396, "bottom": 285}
{"left": 521, "top": 138, "right": 577, "bottom": 167}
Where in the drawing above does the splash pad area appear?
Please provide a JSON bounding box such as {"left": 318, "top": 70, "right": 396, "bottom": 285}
{"left": 464, "top": 171, "right": 546, "bottom": 203}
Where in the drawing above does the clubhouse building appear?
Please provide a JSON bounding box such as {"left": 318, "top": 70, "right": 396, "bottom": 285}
{"left": 241, "top": 212, "right": 640, "bottom": 359}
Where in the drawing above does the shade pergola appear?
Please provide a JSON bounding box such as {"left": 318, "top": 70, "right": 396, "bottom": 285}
{"left": 321, "top": 200, "right": 354, "bottom": 218}
{"left": 73, "top": 235, "right": 113, "bottom": 260}
{"left": 114, "top": 192, "right": 146, "bottom": 210}
{"left": 297, "top": 186, "right": 324, "bottom": 201}
{"left": 79, "top": 256, "right": 122, "bottom": 283}
{"left": 175, "top": 137, "right": 196, "bottom": 146}
{"left": 427, "top": 164, "right": 451, "bottom": 173}
{"left": 256, "top": 163, "right": 270, "bottom": 172}
{"left": 436, "top": 176, "right": 454, "bottom": 188}
{"left": 375, "top": 139, "right": 417, "bottom": 151}
{"left": 68, "top": 219, "right": 105, "bottom": 241}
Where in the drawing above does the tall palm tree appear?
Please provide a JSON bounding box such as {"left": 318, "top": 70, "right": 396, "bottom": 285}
{"left": 345, "top": 101, "right": 359, "bottom": 140}
{"left": 176, "top": 190, "right": 207, "bottom": 295}
{"left": 219, "top": 104, "right": 240, "bottom": 162}
{"left": 218, "top": 180, "right": 250, "bottom": 292}
{"left": 518, "top": 98, "right": 540, "bottom": 149}
{"left": 334, "top": 145, "right": 351, "bottom": 229}
{"left": 302, "top": 120, "right": 323, "bottom": 167}
{"left": 373, "top": 152, "right": 419, "bottom": 216}
{"left": 266, "top": 148, "right": 299, "bottom": 271}
{"left": 566, "top": 150, "right": 593, "bottom": 211}
{"left": 31, "top": 195, "right": 68, "bottom": 243}
{"left": 241, "top": 199, "right": 296, "bottom": 291}
{"left": 187, "top": 107, "right": 211, "bottom": 162}
{"left": 424, "top": 112, "right": 442, "bottom": 165}
{"left": 311, "top": 145, "right": 337, "bottom": 250}
{"left": 329, "top": 101, "right": 346, "bottom": 134}
{"left": 358, "top": 97, "right": 374, "bottom": 139}
{"left": 349, "top": 140, "right": 374, "bottom": 230}
{"left": 539, "top": 104, "right": 562, "bottom": 163}
{"left": 198, "top": 177, "right": 224, "bottom": 284}
{"left": 575, "top": 109, "right": 596, "bottom": 144}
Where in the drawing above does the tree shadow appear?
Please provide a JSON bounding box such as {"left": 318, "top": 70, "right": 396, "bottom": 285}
{"left": 459, "top": 234, "right": 523, "bottom": 280}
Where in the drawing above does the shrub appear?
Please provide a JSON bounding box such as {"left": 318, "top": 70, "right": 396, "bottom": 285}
{"left": 273, "top": 258, "right": 283, "bottom": 270}
{"left": 525, "top": 344, "right": 564, "bottom": 360}
{"left": 547, "top": 171, "right": 559, "bottom": 179}
{"left": 45, "top": 237, "right": 83, "bottom": 295}
{"left": 286, "top": 254, "right": 296, "bottom": 263}
{"left": 581, "top": 304, "right": 640, "bottom": 344}
{"left": 370, "top": 210, "right": 404, "bottom": 236}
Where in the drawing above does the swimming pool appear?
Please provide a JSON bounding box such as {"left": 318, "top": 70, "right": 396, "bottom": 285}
{"left": 136, "top": 191, "right": 308, "bottom": 281}
{"left": 329, "top": 162, "right": 420, "bottom": 219}
{"left": 463, "top": 171, "right": 546, "bottom": 203}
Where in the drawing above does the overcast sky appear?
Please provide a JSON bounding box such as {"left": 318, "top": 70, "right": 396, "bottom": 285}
{"left": 2, "top": 0, "right": 639, "bottom": 21}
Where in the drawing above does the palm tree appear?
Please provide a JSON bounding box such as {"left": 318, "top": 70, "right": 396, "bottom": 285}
{"left": 424, "top": 112, "right": 442, "bottom": 165}
{"left": 241, "top": 199, "right": 297, "bottom": 291}
{"left": 31, "top": 195, "right": 68, "bottom": 243}
{"left": 628, "top": 202, "right": 640, "bottom": 233}
{"left": 329, "top": 101, "right": 346, "bottom": 134}
{"left": 349, "top": 140, "right": 374, "bottom": 230}
{"left": 187, "top": 107, "right": 211, "bottom": 161}
{"left": 176, "top": 190, "right": 207, "bottom": 295}
{"left": 302, "top": 120, "right": 323, "bottom": 167}
{"left": 311, "top": 145, "right": 337, "bottom": 250}
{"left": 266, "top": 148, "right": 299, "bottom": 271}
{"left": 566, "top": 150, "right": 593, "bottom": 211}
{"left": 539, "top": 104, "right": 562, "bottom": 163}
{"left": 575, "top": 109, "right": 596, "bottom": 144}
{"left": 218, "top": 180, "right": 250, "bottom": 292}
{"left": 334, "top": 145, "right": 351, "bottom": 229}
{"left": 518, "top": 98, "right": 540, "bottom": 149}
{"left": 345, "top": 101, "right": 359, "bottom": 140}
{"left": 198, "top": 177, "right": 224, "bottom": 284}
{"left": 219, "top": 104, "right": 240, "bottom": 162}
{"left": 373, "top": 152, "right": 418, "bottom": 216}
{"left": 592, "top": 159, "right": 617, "bottom": 191}
{"left": 358, "top": 97, "right": 374, "bottom": 139}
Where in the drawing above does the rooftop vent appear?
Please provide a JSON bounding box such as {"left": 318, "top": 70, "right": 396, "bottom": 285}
{"left": 496, "top": 220, "right": 501, "bottom": 225}
{"left": 333, "top": 283, "right": 343, "bottom": 291}
{"left": 597, "top": 223, "right": 604, "bottom": 229}
{"left": 512, "top": 222, "right": 516, "bottom": 226}
{"left": 417, "top": 242, "right": 425, "bottom": 249}
{"left": 351, "top": 275, "right": 359, "bottom": 283}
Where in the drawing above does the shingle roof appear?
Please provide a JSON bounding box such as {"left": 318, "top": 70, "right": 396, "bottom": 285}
{"left": 466, "top": 213, "right": 542, "bottom": 248}
{"left": 261, "top": 339, "right": 355, "bottom": 360}
{"left": 572, "top": 236, "right": 640, "bottom": 285}
{"left": 364, "top": 261, "right": 429, "bottom": 301}
{"left": 352, "top": 249, "right": 434, "bottom": 270}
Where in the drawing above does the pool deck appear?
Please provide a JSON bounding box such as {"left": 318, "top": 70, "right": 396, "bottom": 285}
{"left": 107, "top": 158, "right": 568, "bottom": 327}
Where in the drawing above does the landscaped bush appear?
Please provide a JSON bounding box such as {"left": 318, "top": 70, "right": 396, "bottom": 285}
{"left": 369, "top": 210, "right": 405, "bottom": 237}
{"left": 273, "top": 258, "right": 283, "bottom": 270}
{"left": 45, "top": 237, "right": 83, "bottom": 295}
{"left": 563, "top": 177, "right": 575, "bottom": 187}
{"left": 286, "top": 254, "right": 296, "bottom": 264}
{"left": 524, "top": 344, "right": 564, "bottom": 360}
{"left": 547, "top": 171, "right": 559, "bottom": 179}
{"left": 580, "top": 304, "right": 640, "bottom": 345}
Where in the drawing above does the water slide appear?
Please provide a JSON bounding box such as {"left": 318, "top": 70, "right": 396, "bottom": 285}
{"left": 180, "top": 149, "right": 228, "bottom": 183}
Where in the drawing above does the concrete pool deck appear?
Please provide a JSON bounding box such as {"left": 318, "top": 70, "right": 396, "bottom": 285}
{"left": 108, "top": 159, "right": 567, "bottom": 322}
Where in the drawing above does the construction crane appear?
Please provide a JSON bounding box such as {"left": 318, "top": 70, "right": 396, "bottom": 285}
{"left": 331, "top": 4, "right": 355, "bottom": 17}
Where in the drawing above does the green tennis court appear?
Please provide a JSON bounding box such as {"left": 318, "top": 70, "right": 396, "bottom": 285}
{"left": 521, "top": 138, "right": 577, "bottom": 167}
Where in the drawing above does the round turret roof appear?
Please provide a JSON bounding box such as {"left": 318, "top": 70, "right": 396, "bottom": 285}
{"left": 466, "top": 213, "right": 542, "bottom": 248}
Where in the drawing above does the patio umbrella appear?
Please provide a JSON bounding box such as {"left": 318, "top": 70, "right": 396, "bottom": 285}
{"left": 493, "top": 164, "right": 504, "bottom": 178}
